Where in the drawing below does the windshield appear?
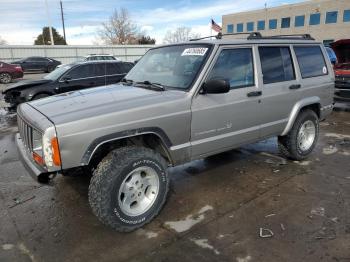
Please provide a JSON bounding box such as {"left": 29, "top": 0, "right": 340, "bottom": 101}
{"left": 125, "top": 44, "right": 212, "bottom": 90}
{"left": 44, "top": 64, "right": 72, "bottom": 80}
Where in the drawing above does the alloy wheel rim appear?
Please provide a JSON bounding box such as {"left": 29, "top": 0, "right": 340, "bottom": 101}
{"left": 0, "top": 73, "right": 10, "bottom": 83}
{"left": 118, "top": 166, "right": 159, "bottom": 217}
{"left": 297, "top": 120, "right": 316, "bottom": 152}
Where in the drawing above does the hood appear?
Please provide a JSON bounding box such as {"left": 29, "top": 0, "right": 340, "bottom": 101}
{"left": 28, "top": 84, "right": 188, "bottom": 125}
{"left": 4, "top": 79, "right": 52, "bottom": 92}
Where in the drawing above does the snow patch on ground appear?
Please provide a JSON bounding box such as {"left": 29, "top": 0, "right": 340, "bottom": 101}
{"left": 164, "top": 205, "right": 213, "bottom": 233}
{"left": 237, "top": 255, "right": 252, "bottom": 262}
{"left": 323, "top": 146, "right": 338, "bottom": 155}
{"left": 325, "top": 133, "right": 350, "bottom": 139}
{"left": 2, "top": 244, "right": 14, "bottom": 250}
{"left": 190, "top": 238, "right": 220, "bottom": 255}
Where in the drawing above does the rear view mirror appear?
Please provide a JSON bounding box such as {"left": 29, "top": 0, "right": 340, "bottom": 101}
{"left": 202, "top": 79, "right": 230, "bottom": 94}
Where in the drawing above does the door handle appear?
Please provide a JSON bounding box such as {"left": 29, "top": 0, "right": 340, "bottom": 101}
{"left": 289, "top": 84, "right": 301, "bottom": 90}
{"left": 247, "top": 91, "right": 262, "bottom": 97}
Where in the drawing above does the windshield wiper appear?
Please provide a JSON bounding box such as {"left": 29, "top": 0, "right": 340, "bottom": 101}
{"left": 121, "top": 78, "right": 134, "bottom": 85}
{"left": 135, "top": 81, "right": 165, "bottom": 91}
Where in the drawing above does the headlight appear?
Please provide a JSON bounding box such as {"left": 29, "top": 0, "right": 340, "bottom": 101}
{"left": 32, "top": 126, "right": 61, "bottom": 170}
{"left": 42, "top": 126, "right": 61, "bottom": 170}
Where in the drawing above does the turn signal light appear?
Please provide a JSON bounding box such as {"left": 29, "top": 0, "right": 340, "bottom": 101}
{"left": 51, "top": 137, "right": 61, "bottom": 166}
{"left": 33, "top": 152, "right": 44, "bottom": 166}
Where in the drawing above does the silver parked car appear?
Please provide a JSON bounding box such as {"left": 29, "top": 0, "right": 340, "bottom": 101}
{"left": 16, "top": 33, "right": 334, "bottom": 232}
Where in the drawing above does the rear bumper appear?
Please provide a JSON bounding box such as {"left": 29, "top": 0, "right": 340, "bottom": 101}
{"left": 16, "top": 133, "right": 54, "bottom": 183}
{"left": 11, "top": 71, "right": 24, "bottom": 79}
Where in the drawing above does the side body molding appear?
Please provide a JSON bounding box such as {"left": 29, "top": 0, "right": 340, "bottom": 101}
{"left": 281, "top": 96, "right": 320, "bottom": 136}
{"left": 81, "top": 127, "right": 173, "bottom": 165}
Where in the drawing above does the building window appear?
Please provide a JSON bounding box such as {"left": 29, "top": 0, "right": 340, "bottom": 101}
{"left": 227, "top": 24, "right": 234, "bottom": 33}
{"left": 281, "top": 17, "right": 291, "bottom": 28}
{"left": 309, "top": 13, "right": 321, "bottom": 25}
{"left": 257, "top": 20, "right": 265, "bottom": 30}
{"left": 344, "top": 10, "right": 350, "bottom": 22}
{"left": 247, "top": 22, "right": 254, "bottom": 31}
{"left": 237, "top": 23, "right": 244, "bottom": 32}
{"left": 295, "top": 15, "right": 305, "bottom": 27}
{"left": 325, "top": 11, "right": 338, "bottom": 24}
{"left": 269, "top": 19, "right": 277, "bottom": 29}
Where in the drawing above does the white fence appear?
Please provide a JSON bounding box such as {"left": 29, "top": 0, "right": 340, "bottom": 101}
{"left": 0, "top": 45, "right": 155, "bottom": 64}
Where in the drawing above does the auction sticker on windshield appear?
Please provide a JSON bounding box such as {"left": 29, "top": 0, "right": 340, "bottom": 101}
{"left": 182, "top": 47, "right": 208, "bottom": 56}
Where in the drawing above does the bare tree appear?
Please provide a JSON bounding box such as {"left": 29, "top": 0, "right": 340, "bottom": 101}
{"left": 0, "top": 36, "right": 7, "bottom": 45}
{"left": 98, "top": 8, "right": 139, "bottom": 45}
{"left": 163, "top": 27, "right": 201, "bottom": 44}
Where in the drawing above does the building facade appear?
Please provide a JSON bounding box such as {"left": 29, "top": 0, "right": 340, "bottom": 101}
{"left": 222, "top": 0, "right": 350, "bottom": 44}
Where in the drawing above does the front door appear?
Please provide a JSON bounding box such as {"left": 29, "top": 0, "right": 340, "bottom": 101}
{"left": 190, "top": 46, "right": 262, "bottom": 159}
{"left": 58, "top": 64, "right": 95, "bottom": 93}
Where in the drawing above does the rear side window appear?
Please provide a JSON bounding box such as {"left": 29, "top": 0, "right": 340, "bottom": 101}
{"left": 294, "top": 46, "right": 328, "bottom": 78}
{"left": 121, "top": 63, "right": 134, "bottom": 73}
{"left": 259, "top": 47, "right": 295, "bottom": 84}
{"left": 106, "top": 63, "right": 122, "bottom": 75}
{"left": 207, "top": 48, "right": 254, "bottom": 89}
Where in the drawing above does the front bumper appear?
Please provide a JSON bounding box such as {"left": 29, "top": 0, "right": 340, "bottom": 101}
{"left": 16, "top": 133, "right": 54, "bottom": 183}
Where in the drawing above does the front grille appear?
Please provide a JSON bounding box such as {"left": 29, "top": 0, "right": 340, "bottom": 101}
{"left": 17, "top": 115, "right": 33, "bottom": 151}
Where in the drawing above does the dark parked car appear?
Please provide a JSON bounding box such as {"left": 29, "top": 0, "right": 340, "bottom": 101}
{"left": 11, "top": 56, "right": 61, "bottom": 73}
{"left": 3, "top": 60, "right": 134, "bottom": 108}
{"left": 0, "top": 61, "right": 23, "bottom": 83}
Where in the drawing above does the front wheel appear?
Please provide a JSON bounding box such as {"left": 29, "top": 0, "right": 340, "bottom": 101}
{"left": 278, "top": 109, "right": 319, "bottom": 160}
{"left": 88, "top": 146, "right": 169, "bottom": 232}
{"left": 0, "top": 73, "right": 12, "bottom": 84}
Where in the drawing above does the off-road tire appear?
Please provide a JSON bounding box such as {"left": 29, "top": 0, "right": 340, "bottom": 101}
{"left": 88, "top": 146, "right": 169, "bottom": 232}
{"left": 0, "top": 72, "right": 12, "bottom": 84}
{"left": 278, "top": 109, "right": 319, "bottom": 160}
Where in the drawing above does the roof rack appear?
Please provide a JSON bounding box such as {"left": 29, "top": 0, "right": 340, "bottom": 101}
{"left": 190, "top": 32, "right": 314, "bottom": 41}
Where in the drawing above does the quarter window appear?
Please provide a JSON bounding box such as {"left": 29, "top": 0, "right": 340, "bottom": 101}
{"left": 343, "top": 10, "right": 350, "bottom": 22}
{"left": 207, "top": 48, "right": 254, "bottom": 89}
{"left": 309, "top": 13, "right": 321, "bottom": 25}
{"left": 325, "top": 11, "right": 338, "bottom": 24}
{"left": 294, "top": 46, "right": 328, "bottom": 78}
{"left": 257, "top": 20, "right": 265, "bottom": 30}
{"left": 237, "top": 23, "right": 243, "bottom": 32}
{"left": 295, "top": 15, "right": 305, "bottom": 27}
{"left": 227, "top": 24, "right": 234, "bottom": 33}
{"left": 247, "top": 22, "right": 254, "bottom": 31}
{"left": 281, "top": 17, "right": 291, "bottom": 28}
{"left": 259, "top": 47, "right": 295, "bottom": 84}
{"left": 269, "top": 19, "right": 277, "bottom": 29}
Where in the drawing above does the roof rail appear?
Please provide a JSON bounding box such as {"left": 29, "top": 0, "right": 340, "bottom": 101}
{"left": 189, "top": 32, "right": 314, "bottom": 41}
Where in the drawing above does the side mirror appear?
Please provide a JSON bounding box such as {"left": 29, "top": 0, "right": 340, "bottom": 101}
{"left": 202, "top": 79, "right": 230, "bottom": 94}
{"left": 62, "top": 76, "right": 71, "bottom": 83}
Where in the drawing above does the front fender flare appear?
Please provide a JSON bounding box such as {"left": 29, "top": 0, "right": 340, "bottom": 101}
{"left": 281, "top": 96, "right": 320, "bottom": 136}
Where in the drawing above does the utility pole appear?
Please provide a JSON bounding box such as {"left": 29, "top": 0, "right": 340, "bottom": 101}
{"left": 60, "top": 0, "right": 66, "bottom": 43}
{"left": 44, "top": 0, "right": 54, "bottom": 45}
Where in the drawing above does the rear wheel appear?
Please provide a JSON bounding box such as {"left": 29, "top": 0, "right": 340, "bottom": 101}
{"left": 46, "top": 65, "right": 54, "bottom": 73}
{"left": 0, "top": 73, "right": 12, "bottom": 84}
{"left": 88, "top": 146, "right": 169, "bottom": 232}
{"left": 278, "top": 109, "right": 319, "bottom": 160}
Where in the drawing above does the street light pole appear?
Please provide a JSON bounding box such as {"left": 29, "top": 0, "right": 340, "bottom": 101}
{"left": 44, "top": 0, "right": 54, "bottom": 45}
{"left": 60, "top": 0, "right": 66, "bottom": 43}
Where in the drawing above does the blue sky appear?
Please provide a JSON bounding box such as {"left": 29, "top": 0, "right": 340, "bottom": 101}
{"left": 1, "top": 0, "right": 304, "bottom": 45}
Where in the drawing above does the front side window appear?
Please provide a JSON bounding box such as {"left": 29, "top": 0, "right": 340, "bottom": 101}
{"left": 67, "top": 64, "right": 94, "bottom": 79}
{"left": 344, "top": 10, "right": 350, "bottom": 22}
{"left": 281, "top": 17, "right": 291, "bottom": 28}
{"left": 126, "top": 44, "right": 212, "bottom": 90}
{"left": 237, "top": 23, "right": 244, "bottom": 32}
{"left": 257, "top": 20, "right": 265, "bottom": 30}
{"left": 94, "top": 63, "right": 106, "bottom": 76}
{"left": 259, "top": 47, "right": 295, "bottom": 84}
{"left": 227, "top": 24, "right": 234, "bottom": 33}
{"left": 269, "top": 19, "right": 277, "bottom": 29}
{"left": 325, "top": 11, "right": 338, "bottom": 24}
{"left": 295, "top": 15, "right": 305, "bottom": 27}
{"left": 247, "top": 22, "right": 254, "bottom": 31}
{"left": 294, "top": 46, "right": 328, "bottom": 78}
{"left": 309, "top": 13, "right": 321, "bottom": 25}
{"left": 207, "top": 48, "right": 254, "bottom": 89}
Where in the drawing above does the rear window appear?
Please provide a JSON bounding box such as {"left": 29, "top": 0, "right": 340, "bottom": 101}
{"left": 294, "top": 46, "right": 328, "bottom": 78}
{"left": 259, "top": 46, "right": 295, "bottom": 84}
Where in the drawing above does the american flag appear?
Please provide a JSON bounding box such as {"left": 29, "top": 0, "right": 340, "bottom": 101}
{"left": 211, "top": 19, "right": 222, "bottom": 33}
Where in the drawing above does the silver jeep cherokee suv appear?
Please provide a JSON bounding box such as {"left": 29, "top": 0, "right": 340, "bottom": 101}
{"left": 16, "top": 33, "right": 334, "bottom": 232}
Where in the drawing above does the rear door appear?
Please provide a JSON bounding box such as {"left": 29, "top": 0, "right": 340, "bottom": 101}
{"left": 93, "top": 63, "right": 107, "bottom": 86}
{"left": 257, "top": 45, "right": 300, "bottom": 138}
{"left": 105, "top": 63, "right": 127, "bottom": 84}
{"left": 190, "top": 45, "right": 262, "bottom": 158}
